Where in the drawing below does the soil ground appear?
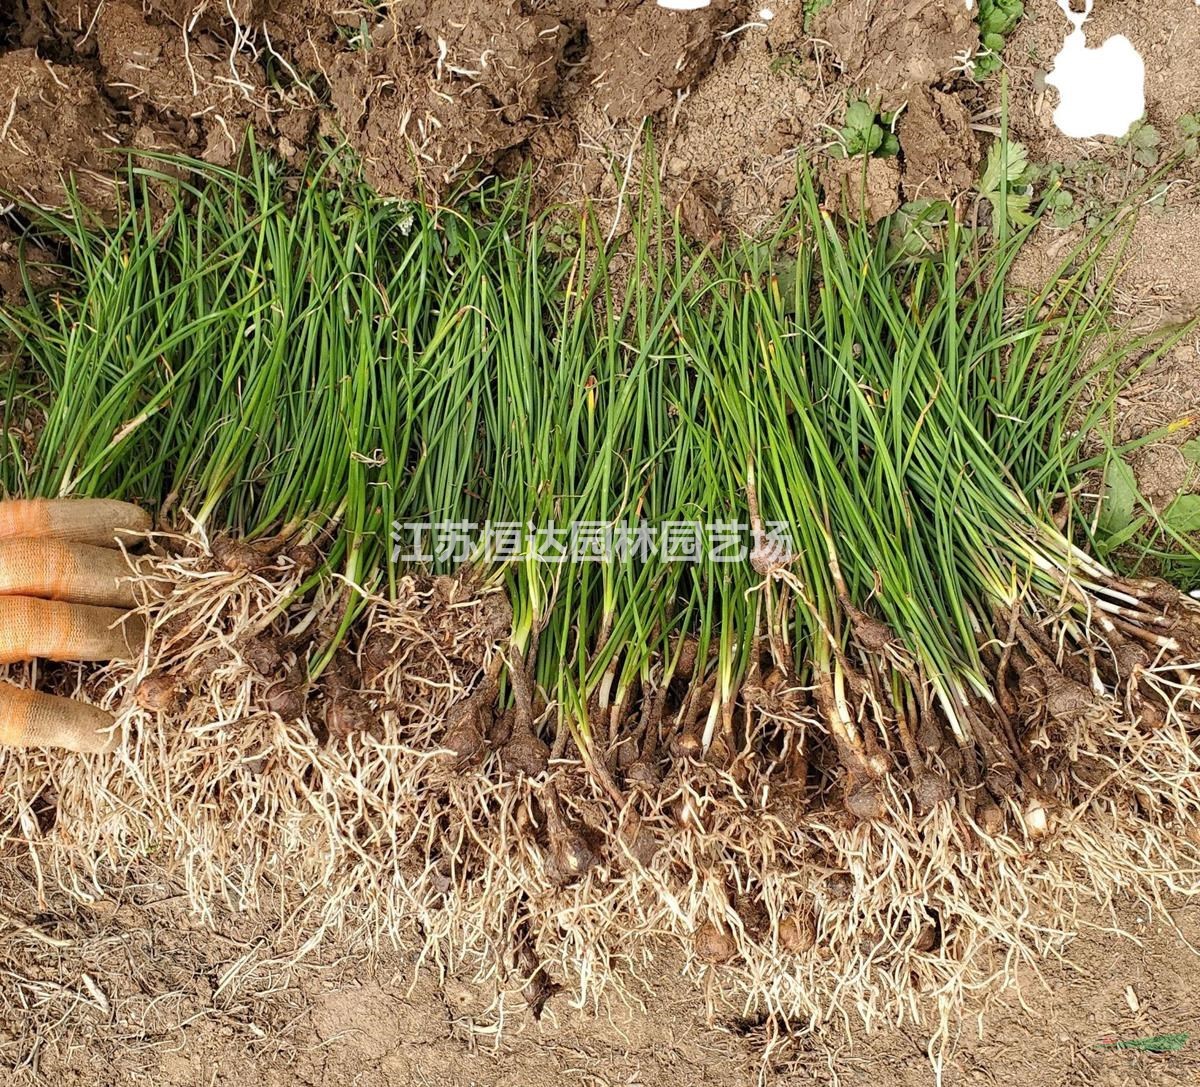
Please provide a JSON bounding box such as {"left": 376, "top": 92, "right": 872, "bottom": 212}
{"left": 0, "top": 0, "right": 1199, "bottom": 1083}
{"left": 5, "top": 870, "right": 1200, "bottom": 1086}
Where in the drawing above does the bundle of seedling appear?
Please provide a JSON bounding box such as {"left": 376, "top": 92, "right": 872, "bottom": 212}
{"left": 0, "top": 145, "right": 1198, "bottom": 1035}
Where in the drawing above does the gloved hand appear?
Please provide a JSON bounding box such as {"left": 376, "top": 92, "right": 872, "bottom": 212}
{"left": 0, "top": 499, "right": 150, "bottom": 754}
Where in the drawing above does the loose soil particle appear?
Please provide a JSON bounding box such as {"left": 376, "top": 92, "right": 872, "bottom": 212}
{"left": 897, "top": 86, "right": 980, "bottom": 202}
{"left": 816, "top": 0, "right": 979, "bottom": 111}
{"left": 584, "top": 0, "right": 731, "bottom": 121}
{"left": 0, "top": 48, "right": 119, "bottom": 211}
{"left": 94, "top": 0, "right": 268, "bottom": 165}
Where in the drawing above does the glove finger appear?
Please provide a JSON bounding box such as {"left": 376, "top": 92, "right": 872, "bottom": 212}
{"left": 0, "top": 539, "right": 139, "bottom": 608}
{"left": 0, "top": 499, "right": 150, "bottom": 549}
{"left": 0, "top": 598, "right": 144, "bottom": 665}
{"left": 0, "top": 681, "right": 117, "bottom": 754}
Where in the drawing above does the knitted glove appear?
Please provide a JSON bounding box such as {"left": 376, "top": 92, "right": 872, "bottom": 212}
{"left": 0, "top": 499, "right": 149, "bottom": 753}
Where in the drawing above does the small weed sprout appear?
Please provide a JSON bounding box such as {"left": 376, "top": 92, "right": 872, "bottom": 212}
{"left": 829, "top": 99, "right": 899, "bottom": 159}
{"left": 974, "top": 0, "right": 1024, "bottom": 77}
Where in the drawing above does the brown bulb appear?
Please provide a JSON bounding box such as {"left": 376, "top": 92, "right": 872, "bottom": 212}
{"left": 134, "top": 673, "right": 181, "bottom": 713}
{"left": 693, "top": 920, "right": 737, "bottom": 964}
{"left": 779, "top": 908, "right": 816, "bottom": 953}
{"left": 211, "top": 537, "right": 270, "bottom": 573}
{"left": 844, "top": 779, "right": 885, "bottom": 821}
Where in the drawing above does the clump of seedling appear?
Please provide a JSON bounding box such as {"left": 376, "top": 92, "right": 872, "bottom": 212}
{"left": 830, "top": 99, "right": 899, "bottom": 158}
{"left": 1097, "top": 1033, "right": 1190, "bottom": 1054}
{"left": 974, "top": 0, "right": 1024, "bottom": 76}
{"left": 1027, "top": 113, "right": 1200, "bottom": 231}
{"left": 768, "top": 50, "right": 805, "bottom": 78}
{"left": 1096, "top": 437, "right": 1200, "bottom": 583}
{"left": 1119, "top": 120, "right": 1162, "bottom": 167}
{"left": 802, "top": 0, "right": 832, "bottom": 32}
{"left": 1031, "top": 160, "right": 1100, "bottom": 229}
{"left": 335, "top": 15, "right": 373, "bottom": 50}
{"left": 1177, "top": 112, "right": 1200, "bottom": 156}
{"left": 888, "top": 198, "right": 950, "bottom": 258}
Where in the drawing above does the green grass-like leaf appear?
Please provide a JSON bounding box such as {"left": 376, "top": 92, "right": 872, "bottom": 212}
{"left": 0, "top": 138, "right": 1190, "bottom": 701}
{"left": 1099, "top": 1032, "right": 1189, "bottom": 1053}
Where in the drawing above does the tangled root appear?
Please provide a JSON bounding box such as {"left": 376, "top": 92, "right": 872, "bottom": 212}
{"left": 0, "top": 540, "right": 1198, "bottom": 1055}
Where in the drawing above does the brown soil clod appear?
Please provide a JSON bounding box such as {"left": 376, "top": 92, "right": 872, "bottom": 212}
{"left": 912, "top": 768, "right": 951, "bottom": 812}
{"left": 0, "top": 49, "right": 120, "bottom": 212}
{"left": 325, "top": 690, "right": 376, "bottom": 739}
{"left": 1043, "top": 675, "right": 1104, "bottom": 725}
{"left": 585, "top": 2, "right": 729, "bottom": 122}
{"left": 0, "top": 224, "right": 56, "bottom": 303}
{"left": 618, "top": 814, "right": 660, "bottom": 868}
{"left": 671, "top": 727, "right": 703, "bottom": 760}
{"left": 1111, "top": 638, "right": 1150, "bottom": 678}
{"left": 242, "top": 636, "right": 285, "bottom": 677}
{"left": 94, "top": 0, "right": 267, "bottom": 166}
{"left": 323, "top": 29, "right": 543, "bottom": 198}
{"left": 283, "top": 542, "right": 322, "bottom": 574}
{"left": 501, "top": 646, "right": 550, "bottom": 775}
{"left": 440, "top": 671, "right": 498, "bottom": 766}
{"left": 984, "top": 761, "right": 1018, "bottom": 801}
{"left": 817, "top": 0, "right": 979, "bottom": 113}
{"left": 442, "top": 704, "right": 488, "bottom": 767}
{"left": 323, "top": 653, "right": 377, "bottom": 740}
{"left": 1136, "top": 699, "right": 1169, "bottom": 730}
{"left": 916, "top": 714, "right": 946, "bottom": 754}
{"left": 360, "top": 628, "right": 397, "bottom": 685}
{"left": 488, "top": 705, "right": 516, "bottom": 748}
{"left": 823, "top": 872, "right": 854, "bottom": 901}
{"left": 976, "top": 801, "right": 1005, "bottom": 837}
{"left": 478, "top": 592, "right": 515, "bottom": 644}
{"left": 519, "top": 954, "right": 561, "bottom": 1020}
{"left": 624, "top": 756, "right": 661, "bottom": 791}
{"left": 820, "top": 155, "right": 902, "bottom": 224}
{"left": 501, "top": 715, "right": 550, "bottom": 777}
{"left": 913, "top": 915, "right": 940, "bottom": 953}
{"left": 897, "top": 88, "right": 980, "bottom": 203}
{"left": 843, "top": 776, "right": 886, "bottom": 821}
{"left": 844, "top": 603, "right": 897, "bottom": 655}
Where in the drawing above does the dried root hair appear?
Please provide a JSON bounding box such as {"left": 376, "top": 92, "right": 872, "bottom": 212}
{"left": 0, "top": 539, "right": 1197, "bottom": 1057}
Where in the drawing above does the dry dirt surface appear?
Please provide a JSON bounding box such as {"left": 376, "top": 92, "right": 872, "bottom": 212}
{"left": 3, "top": 864, "right": 1200, "bottom": 1087}
{"left": 0, "top": 0, "right": 1194, "bottom": 231}
{"left": 0, "top": 0, "right": 990, "bottom": 229}
{"left": 1, "top": 0, "right": 1200, "bottom": 1084}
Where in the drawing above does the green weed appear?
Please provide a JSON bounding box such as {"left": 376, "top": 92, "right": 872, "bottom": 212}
{"left": 974, "top": 0, "right": 1024, "bottom": 77}
{"left": 830, "top": 99, "right": 899, "bottom": 158}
